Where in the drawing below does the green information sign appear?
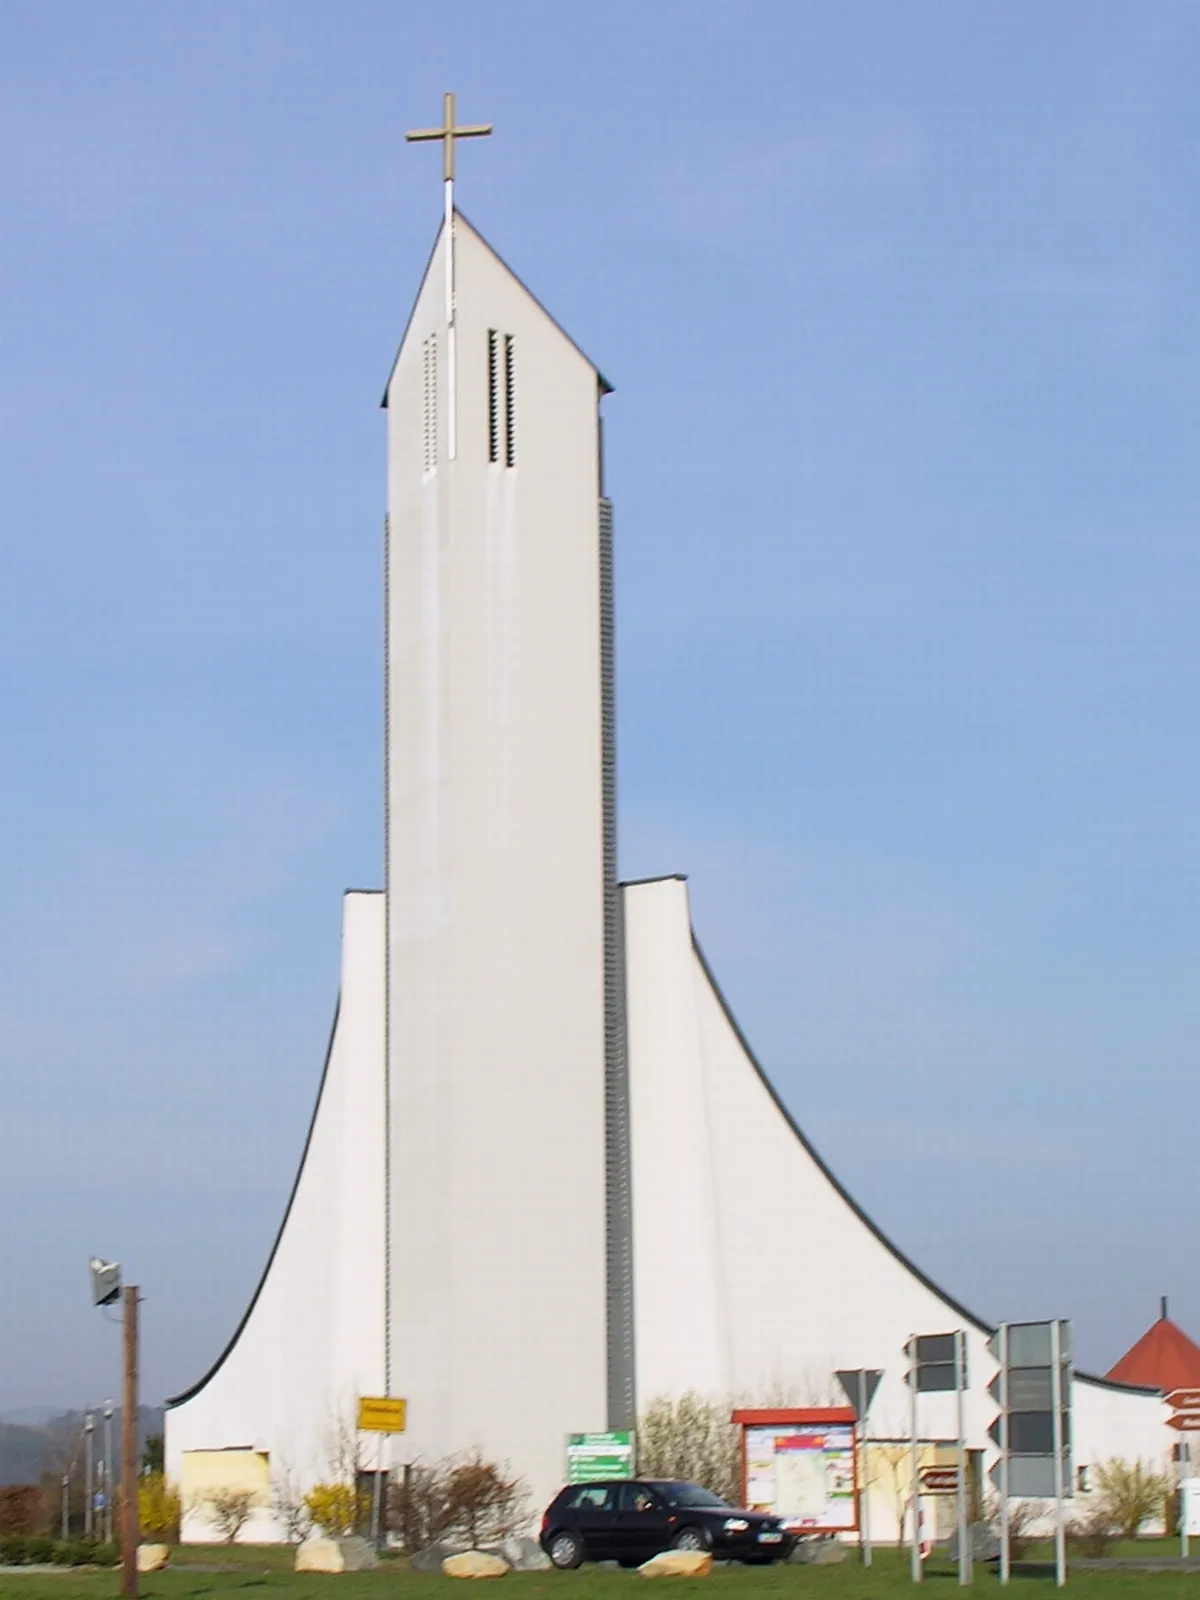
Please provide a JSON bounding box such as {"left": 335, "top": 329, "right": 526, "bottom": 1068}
{"left": 566, "top": 1431, "right": 635, "bottom": 1484}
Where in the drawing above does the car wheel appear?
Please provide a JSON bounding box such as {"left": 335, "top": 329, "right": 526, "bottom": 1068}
{"left": 548, "top": 1530, "right": 585, "bottom": 1570}
{"left": 670, "top": 1527, "right": 710, "bottom": 1553}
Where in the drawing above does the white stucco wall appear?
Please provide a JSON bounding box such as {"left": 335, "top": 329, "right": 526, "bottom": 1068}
{"left": 166, "top": 891, "right": 385, "bottom": 1541}
{"left": 624, "top": 874, "right": 1166, "bottom": 1539}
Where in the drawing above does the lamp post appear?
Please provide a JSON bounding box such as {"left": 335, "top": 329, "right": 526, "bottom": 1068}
{"left": 84, "top": 1412, "right": 94, "bottom": 1539}
{"left": 103, "top": 1400, "right": 114, "bottom": 1544}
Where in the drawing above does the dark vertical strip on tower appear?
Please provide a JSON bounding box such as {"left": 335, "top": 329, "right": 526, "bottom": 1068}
{"left": 504, "top": 335, "right": 516, "bottom": 467}
{"left": 487, "top": 330, "right": 499, "bottom": 463}
{"left": 599, "top": 488, "right": 635, "bottom": 1428}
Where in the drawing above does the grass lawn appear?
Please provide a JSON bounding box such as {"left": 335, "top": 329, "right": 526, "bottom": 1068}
{"left": 2, "top": 1547, "right": 1200, "bottom": 1600}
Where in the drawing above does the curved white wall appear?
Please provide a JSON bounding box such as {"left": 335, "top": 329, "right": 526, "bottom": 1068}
{"left": 166, "top": 891, "right": 386, "bottom": 1541}
{"left": 624, "top": 875, "right": 1165, "bottom": 1534}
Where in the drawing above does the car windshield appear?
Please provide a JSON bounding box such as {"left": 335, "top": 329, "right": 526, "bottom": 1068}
{"left": 657, "top": 1483, "right": 730, "bottom": 1509}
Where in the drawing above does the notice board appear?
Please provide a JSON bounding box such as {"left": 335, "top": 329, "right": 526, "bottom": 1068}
{"left": 732, "top": 1407, "right": 857, "bottom": 1533}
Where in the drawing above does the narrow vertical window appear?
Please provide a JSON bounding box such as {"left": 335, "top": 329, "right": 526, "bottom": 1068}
{"left": 504, "top": 335, "right": 516, "bottom": 468}
{"left": 422, "top": 335, "right": 438, "bottom": 474}
{"left": 487, "top": 329, "right": 499, "bottom": 463}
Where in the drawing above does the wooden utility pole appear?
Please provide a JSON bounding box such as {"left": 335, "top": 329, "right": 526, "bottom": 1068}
{"left": 120, "top": 1286, "right": 139, "bottom": 1598}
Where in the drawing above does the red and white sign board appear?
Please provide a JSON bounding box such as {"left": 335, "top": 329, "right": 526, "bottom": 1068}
{"left": 1167, "top": 1390, "right": 1200, "bottom": 1411}
{"left": 919, "top": 1466, "right": 960, "bottom": 1493}
{"left": 1168, "top": 1413, "right": 1200, "bottom": 1431}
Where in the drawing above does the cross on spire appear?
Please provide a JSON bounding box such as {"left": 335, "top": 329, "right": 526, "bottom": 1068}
{"left": 406, "top": 92, "right": 492, "bottom": 184}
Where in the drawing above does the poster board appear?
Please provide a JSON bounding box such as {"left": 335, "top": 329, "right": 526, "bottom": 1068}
{"left": 733, "top": 1408, "right": 857, "bottom": 1533}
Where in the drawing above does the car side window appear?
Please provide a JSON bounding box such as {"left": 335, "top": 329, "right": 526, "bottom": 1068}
{"left": 617, "top": 1483, "right": 661, "bottom": 1513}
{"left": 571, "top": 1485, "right": 615, "bottom": 1510}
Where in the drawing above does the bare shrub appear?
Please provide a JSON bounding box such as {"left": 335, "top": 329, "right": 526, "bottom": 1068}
{"left": 1093, "top": 1459, "right": 1170, "bottom": 1542}
{"left": 636, "top": 1393, "right": 740, "bottom": 1505}
{"left": 387, "top": 1454, "right": 528, "bottom": 1550}
{"left": 1067, "top": 1501, "right": 1116, "bottom": 1558}
{"left": 986, "top": 1496, "right": 1047, "bottom": 1558}
{"left": 270, "top": 1463, "right": 314, "bottom": 1544}
{"left": 202, "top": 1487, "right": 256, "bottom": 1543}
{"left": 437, "top": 1454, "right": 528, "bottom": 1547}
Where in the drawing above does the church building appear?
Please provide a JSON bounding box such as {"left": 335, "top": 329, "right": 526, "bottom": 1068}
{"left": 165, "top": 103, "right": 1168, "bottom": 1543}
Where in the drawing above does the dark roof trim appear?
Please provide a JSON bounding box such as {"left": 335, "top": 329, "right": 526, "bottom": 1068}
{"left": 619, "top": 872, "right": 689, "bottom": 889}
{"left": 687, "top": 923, "right": 1156, "bottom": 1397}
{"left": 164, "top": 996, "right": 342, "bottom": 1409}
{"left": 380, "top": 208, "right": 613, "bottom": 408}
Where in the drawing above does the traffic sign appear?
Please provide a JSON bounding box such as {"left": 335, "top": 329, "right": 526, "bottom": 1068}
{"left": 919, "top": 1466, "right": 959, "bottom": 1493}
{"left": 908, "top": 1333, "right": 965, "bottom": 1392}
{"left": 357, "top": 1396, "right": 407, "bottom": 1433}
{"left": 1167, "top": 1390, "right": 1200, "bottom": 1411}
{"left": 835, "top": 1369, "right": 882, "bottom": 1419}
{"left": 1168, "top": 1413, "right": 1200, "bottom": 1431}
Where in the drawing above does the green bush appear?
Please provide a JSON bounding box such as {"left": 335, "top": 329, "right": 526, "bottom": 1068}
{"left": 25, "top": 1536, "right": 54, "bottom": 1564}
{"left": 0, "top": 1533, "right": 29, "bottom": 1564}
{"left": 50, "top": 1540, "right": 97, "bottom": 1566}
{"left": 92, "top": 1542, "right": 119, "bottom": 1567}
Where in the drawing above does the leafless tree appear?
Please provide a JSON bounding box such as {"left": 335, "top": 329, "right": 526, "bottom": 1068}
{"left": 201, "top": 1487, "right": 256, "bottom": 1544}
{"left": 270, "top": 1462, "right": 314, "bottom": 1544}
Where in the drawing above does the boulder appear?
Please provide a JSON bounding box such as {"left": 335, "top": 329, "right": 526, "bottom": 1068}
{"left": 638, "top": 1551, "right": 713, "bottom": 1577}
{"left": 295, "top": 1536, "right": 380, "bottom": 1573}
{"left": 946, "top": 1524, "right": 1000, "bottom": 1564}
{"left": 789, "top": 1538, "right": 845, "bottom": 1565}
{"left": 411, "top": 1542, "right": 465, "bottom": 1573}
{"left": 136, "top": 1545, "right": 170, "bottom": 1573}
{"left": 443, "top": 1551, "right": 510, "bottom": 1578}
{"left": 489, "top": 1538, "right": 550, "bottom": 1572}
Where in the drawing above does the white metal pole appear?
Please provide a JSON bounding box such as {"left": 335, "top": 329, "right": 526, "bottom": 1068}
{"left": 1180, "top": 1443, "right": 1189, "bottom": 1559}
{"left": 104, "top": 1400, "right": 114, "bottom": 1544}
{"left": 1051, "top": 1320, "right": 1066, "bottom": 1587}
{"left": 1000, "top": 1325, "right": 1010, "bottom": 1586}
{"left": 85, "top": 1414, "right": 94, "bottom": 1539}
{"left": 371, "top": 1433, "right": 384, "bottom": 1548}
{"left": 955, "top": 1330, "right": 971, "bottom": 1585}
{"left": 910, "top": 1341, "right": 922, "bottom": 1583}
{"left": 859, "top": 1370, "right": 872, "bottom": 1567}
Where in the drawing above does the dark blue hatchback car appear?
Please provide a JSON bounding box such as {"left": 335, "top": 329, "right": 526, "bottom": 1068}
{"left": 539, "top": 1478, "right": 792, "bottom": 1568}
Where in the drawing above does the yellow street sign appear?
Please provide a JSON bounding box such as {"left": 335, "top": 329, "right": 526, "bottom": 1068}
{"left": 357, "top": 1396, "right": 407, "bottom": 1433}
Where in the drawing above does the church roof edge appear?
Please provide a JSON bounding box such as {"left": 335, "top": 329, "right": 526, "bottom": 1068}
{"left": 381, "top": 208, "right": 613, "bottom": 407}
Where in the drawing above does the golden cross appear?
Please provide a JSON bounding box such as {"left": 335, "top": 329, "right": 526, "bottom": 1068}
{"left": 406, "top": 92, "right": 492, "bottom": 183}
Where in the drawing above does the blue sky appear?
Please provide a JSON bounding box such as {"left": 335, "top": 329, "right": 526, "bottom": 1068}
{"left": 2, "top": 0, "right": 1198, "bottom": 1410}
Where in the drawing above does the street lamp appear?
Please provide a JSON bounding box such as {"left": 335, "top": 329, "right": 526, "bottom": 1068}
{"left": 89, "top": 1256, "right": 140, "bottom": 1598}
{"left": 84, "top": 1412, "right": 94, "bottom": 1539}
{"left": 103, "top": 1400, "right": 114, "bottom": 1544}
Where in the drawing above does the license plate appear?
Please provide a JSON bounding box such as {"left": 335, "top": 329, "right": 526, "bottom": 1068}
{"left": 757, "top": 1532, "right": 782, "bottom": 1543}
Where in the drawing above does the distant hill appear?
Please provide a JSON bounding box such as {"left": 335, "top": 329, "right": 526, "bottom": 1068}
{"left": 0, "top": 1407, "right": 164, "bottom": 1486}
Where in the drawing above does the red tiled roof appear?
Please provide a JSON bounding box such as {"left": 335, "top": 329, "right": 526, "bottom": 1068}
{"left": 1107, "top": 1317, "right": 1200, "bottom": 1393}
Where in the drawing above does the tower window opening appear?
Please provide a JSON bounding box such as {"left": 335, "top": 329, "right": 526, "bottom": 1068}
{"left": 504, "top": 334, "right": 516, "bottom": 468}
{"left": 487, "top": 329, "right": 500, "bottom": 463}
{"left": 422, "top": 335, "right": 438, "bottom": 474}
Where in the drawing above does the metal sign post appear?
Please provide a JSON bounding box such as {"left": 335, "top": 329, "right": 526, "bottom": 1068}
{"left": 954, "top": 1330, "right": 971, "bottom": 1586}
{"left": 908, "top": 1340, "right": 922, "bottom": 1584}
{"left": 1178, "top": 1444, "right": 1190, "bottom": 1559}
{"left": 1050, "top": 1319, "right": 1066, "bottom": 1587}
{"left": 357, "top": 1396, "right": 408, "bottom": 1548}
{"left": 999, "top": 1325, "right": 1010, "bottom": 1586}
{"left": 835, "top": 1368, "right": 883, "bottom": 1567}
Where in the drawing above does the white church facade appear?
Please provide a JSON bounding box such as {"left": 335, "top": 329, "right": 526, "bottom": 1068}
{"left": 166, "top": 174, "right": 1168, "bottom": 1543}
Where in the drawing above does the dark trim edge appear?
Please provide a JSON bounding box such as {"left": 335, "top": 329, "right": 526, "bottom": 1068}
{"left": 685, "top": 924, "right": 1156, "bottom": 1398}
{"left": 164, "top": 996, "right": 344, "bottom": 1409}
